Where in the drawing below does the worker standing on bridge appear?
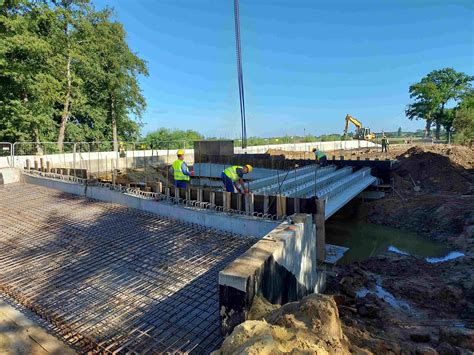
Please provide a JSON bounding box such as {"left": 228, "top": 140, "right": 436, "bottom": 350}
{"left": 312, "top": 148, "right": 327, "bottom": 166}
{"left": 172, "top": 149, "right": 194, "bottom": 188}
{"left": 381, "top": 134, "right": 389, "bottom": 153}
{"left": 222, "top": 165, "right": 252, "bottom": 193}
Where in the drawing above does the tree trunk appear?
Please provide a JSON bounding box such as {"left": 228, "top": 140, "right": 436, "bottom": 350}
{"left": 435, "top": 121, "right": 441, "bottom": 140}
{"left": 34, "top": 127, "right": 43, "bottom": 155}
{"left": 110, "top": 97, "right": 118, "bottom": 152}
{"left": 425, "top": 119, "right": 432, "bottom": 137}
{"left": 57, "top": 51, "right": 72, "bottom": 152}
{"left": 22, "top": 92, "right": 43, "bottom": 154}
{"left": 435, "top": 104, "right": 444, "bottom": 140}
{"left": 57, "top": 20, "right": 72, "bottom": 152}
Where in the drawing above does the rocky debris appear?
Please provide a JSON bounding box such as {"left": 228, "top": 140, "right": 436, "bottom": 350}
{"left": 415, "top": 345, "right": 438, "bottom": 355}
{"left": 214, "top": 294, "right": 352, "bottom": 354}
{"left": 356, "top": 304, "right": 380, "bottom": 318}
{"left": 410, "top": 331, "right": 432, "bottom": 343}
{"left": 436, "top": 342, "right": 460, "bottom": 355}
{"left": 439, "top": 327, "right": 474, "bottom": 351}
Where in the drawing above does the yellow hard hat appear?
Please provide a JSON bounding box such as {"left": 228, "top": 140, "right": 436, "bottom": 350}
{"left": 177, "top": 149, "right": 185, "bottom": 156}
{"left": 245, "top": 164, "right": 253, "bottom": 173}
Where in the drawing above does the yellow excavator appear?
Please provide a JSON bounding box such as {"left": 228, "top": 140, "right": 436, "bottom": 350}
{"left": 343, "top": 114, "right": 376, "bottom": 141}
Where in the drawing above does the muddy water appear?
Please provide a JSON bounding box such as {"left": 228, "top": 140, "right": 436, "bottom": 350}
{"left": 326, "top": 221, "right": 450, "bottom": 265}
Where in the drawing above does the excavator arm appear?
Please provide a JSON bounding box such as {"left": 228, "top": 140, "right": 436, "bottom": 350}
{"left": 343, "top": 114, "right": 375, "bottom": 141}
{"left": 344, "top": 114, "right": 363, "bottom": 138}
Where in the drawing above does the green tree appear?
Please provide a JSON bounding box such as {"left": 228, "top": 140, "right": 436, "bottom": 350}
{"left": 397, "top": 127, "right": 402, "bottom": 137}
{"left": 0, "top": 0, "right": 58, "bottom": 148}
{"left": 0, "top": 1, "right": 147, "bottom": 148}
{"left": 453, "top": 91, "right": 474, "bottom": 145}
{"left": 143, "top": 128, "right": 203, "bottom": 149}
{"left": 46, "top": 0, "right": 91, "bottom": 150}
{"left": 89, "top": 12, "right": 148, "bottom": 151}
{"left": 406, "top": 68, "right": 473, "bottom": 139}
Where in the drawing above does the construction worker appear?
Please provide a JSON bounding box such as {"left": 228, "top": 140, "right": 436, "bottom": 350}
{"left": 222, "top": 165, "right": 252, "bottom": 193}
{"left": 381, "top": 135, "right": 389, "bottom": 153}
{"left": 312, "top": 148, "right": 327, "bottom": 166}
{"left": 171, "top": 149, "right": 194, "bottom": 188}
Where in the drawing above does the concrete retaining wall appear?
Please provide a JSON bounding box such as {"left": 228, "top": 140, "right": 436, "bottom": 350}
{"left": 236, "top": 140, "right": 378, "bottom": 154}
{"left": 1, "top": 140, "right": 378, "bottom": 169}
{"left": 218, "top": 214, "right": 323, "bottom": 335}
{"left": 23, "top": 174, "right": 279, "bottom": 237}
{"left": 8, "top": 149, "right": 188, "bottom": 171}
{"left": 0, "top": 168, "right": 21, "bottom": 185}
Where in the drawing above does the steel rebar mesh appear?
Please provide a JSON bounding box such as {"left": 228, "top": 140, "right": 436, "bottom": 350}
{"left": 0, "top": 183, "right": 258, "bottom": 354}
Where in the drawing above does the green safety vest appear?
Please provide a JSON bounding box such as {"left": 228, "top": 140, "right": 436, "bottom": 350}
{"left": 224, "top": 166, "right": 243, "bottom": 182}
{"left": 172, "top": 159, "right": 190, "bottom": 181}
{"left": 316, "top": 151, "right": 326, "bottom": 159}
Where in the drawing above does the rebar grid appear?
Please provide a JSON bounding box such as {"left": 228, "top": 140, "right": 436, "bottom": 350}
{"left": 0, "top": 184, "right": 258, "bottom": 354}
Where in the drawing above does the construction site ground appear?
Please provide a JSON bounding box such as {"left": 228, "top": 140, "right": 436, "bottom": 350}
{"left": 0, "top": 184, "right": 257, "bottom": 354}
{"left": 267, "top": 143, "right": 474, "bottom": 170}
{"left": 214, "top": 144, "right": 474, "bottom": 354}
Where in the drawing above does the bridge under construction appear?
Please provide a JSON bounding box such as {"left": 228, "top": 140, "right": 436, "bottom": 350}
{"left": 0, "top": 140, "right": 393, "bottom": 353}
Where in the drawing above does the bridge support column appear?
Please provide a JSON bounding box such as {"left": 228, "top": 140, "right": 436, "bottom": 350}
{"left": 315, "top": 199, "right": 326, "bottom": 263}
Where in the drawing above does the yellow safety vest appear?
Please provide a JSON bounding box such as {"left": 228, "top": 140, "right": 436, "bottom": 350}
{"left": 224, "top": 166, "right": 243, "bottom": 182}
{"left": 172, "top": 160, "right": 190, "bottom": 181}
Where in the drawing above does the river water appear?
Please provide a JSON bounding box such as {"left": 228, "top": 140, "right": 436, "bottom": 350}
{"left": 326, "top": 221, "right": 450, "bottom": 265}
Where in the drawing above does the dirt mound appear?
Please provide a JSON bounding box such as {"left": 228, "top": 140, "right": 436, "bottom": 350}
{"left": 395, "top": 146, "right": 473, "bottom": 194}
{"left": 215, "top": 294, "right": 351, "bottom": 355}
{"left": 266, "top": 148, "right": 315, "bottom": 160}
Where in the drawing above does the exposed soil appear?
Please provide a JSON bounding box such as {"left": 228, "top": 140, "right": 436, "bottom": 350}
{"left": 325, "top": 144, "right": 474, "bottom": 354}
{"left": 268, "top": 143, "right": 474, "bottom": 171}
{"left": 218, "top": 144, "right": 474, "bottom": 354}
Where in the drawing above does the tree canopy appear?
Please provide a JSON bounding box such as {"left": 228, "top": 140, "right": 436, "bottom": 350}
{"left": 452, "top": 90, "right": 474, "bottom": 145}
{"left": 142, "top": 128, "right": 204, "bottom": 149}
{"left": 0, "top": 0, "right": 147, "bottom": 150}
{"left": 406, "top": 68, "right": 473, "bottom": 139}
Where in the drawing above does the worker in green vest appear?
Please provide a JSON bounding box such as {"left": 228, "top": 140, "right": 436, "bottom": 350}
{"left": 172, "top": 149, "right": 194, "bottom": 188}
{"left": 381, "top": 134, "right": 389, "bottom": 153}
{"left": 312, "top": 148, "right": 327, "bottom": 166}
{"left": 222, "top": 164, "right": 253, "bottom": 193}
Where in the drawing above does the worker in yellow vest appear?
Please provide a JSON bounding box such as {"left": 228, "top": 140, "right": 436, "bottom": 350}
{"left": 222, "top": 165, "right": 253, "bottom": 193}
{"left": 172, "top": 149, "right": 194, "bottom": 188}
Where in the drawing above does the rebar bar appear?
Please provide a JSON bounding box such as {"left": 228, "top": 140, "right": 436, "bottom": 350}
{"left": 0, "top": 183, "right": 258, "bottom": 354}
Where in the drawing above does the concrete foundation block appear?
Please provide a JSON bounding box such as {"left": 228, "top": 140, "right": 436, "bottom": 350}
{"left": 0, "top": 168, "right": 21, "bottom": 185}
{"left": 218, "top": 214, "right": 317, "bottom": 335}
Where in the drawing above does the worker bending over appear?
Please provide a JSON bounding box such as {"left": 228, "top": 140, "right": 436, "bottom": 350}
{"left": 312, "top": 148, "right": 327, "bottom": 166}
{"left": 222, "top": 165, "right": 252, "bottom": 193}
{"left": 172, "top": 149, "right": 194, "bottom": 188}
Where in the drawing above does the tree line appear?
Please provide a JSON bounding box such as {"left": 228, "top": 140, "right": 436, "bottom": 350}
{"left": 0, "top": 0, "right": 147, "bottom": 152}
{"left": 406, "top": 68, "right": 473, "bottom": 144}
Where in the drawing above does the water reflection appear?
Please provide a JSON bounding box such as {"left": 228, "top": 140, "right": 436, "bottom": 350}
{"left": 326, "top": 221, "right": 449, "bottom": 265}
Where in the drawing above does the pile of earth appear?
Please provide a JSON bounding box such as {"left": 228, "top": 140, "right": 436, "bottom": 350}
{"left": 213, "top": 294, "right": 354, "bottom": 354}
{"left": 265, "top": 148, "right": 315, "bottom": 160}
{"left": 394, "top": 146, "right": 473, "bottom": 194}
{"left": 367, "top": 145, "right": 474, "bottom": 248}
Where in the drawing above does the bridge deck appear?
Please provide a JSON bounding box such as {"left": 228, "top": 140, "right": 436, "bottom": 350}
{"left": 0, "top": 184, "right": 257, "bottom": 354}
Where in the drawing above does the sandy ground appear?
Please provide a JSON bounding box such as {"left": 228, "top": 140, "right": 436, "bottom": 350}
{"left": 0, "top": 298, "right": 76, "bottom": 355}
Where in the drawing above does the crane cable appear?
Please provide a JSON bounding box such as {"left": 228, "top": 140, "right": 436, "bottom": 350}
{"left": 233, "top": 0, "right": 247, "bottom": 148}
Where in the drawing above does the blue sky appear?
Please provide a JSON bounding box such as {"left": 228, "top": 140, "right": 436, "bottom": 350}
{"left": 94, "top": 0, "right": 473, "bottom": 138}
